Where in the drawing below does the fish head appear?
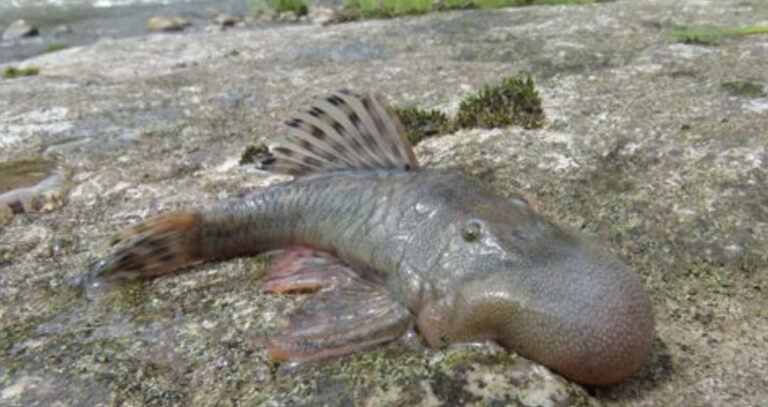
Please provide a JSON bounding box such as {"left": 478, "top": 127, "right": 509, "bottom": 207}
{"left": 418, "top": 189, "right": 654, "bottom": 386}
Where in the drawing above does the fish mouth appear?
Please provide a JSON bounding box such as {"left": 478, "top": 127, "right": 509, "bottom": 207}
{"left": 449, "top": 255, "right": 654, "bottom": 386}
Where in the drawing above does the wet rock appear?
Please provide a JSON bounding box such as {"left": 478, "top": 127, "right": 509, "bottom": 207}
{"left": 2, "top": 19, "right": 39, "bottom": 40}
{"left": 0, "top": 160, "right": 70, "bottom": 227}
{"left": 276, "top": 11, "right": 299, "bottom": 23}
{"left": 257, "top": 12, "right": 275, "bottom": 22}
{"left": 146, "top": 15, "right": 191, "bottom": 32}
{"left": 213, "top": 13, "right": 242, "bottom": 28}
{"left": 309, "top": 7, "right": 335, "bottom": 26}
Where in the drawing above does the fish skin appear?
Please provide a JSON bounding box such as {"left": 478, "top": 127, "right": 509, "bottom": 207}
{"left": 250, "top": 169, "right": 653, "bottom": 386}
{"left": 82, "top": 90, "right": 654, "bottom": 387}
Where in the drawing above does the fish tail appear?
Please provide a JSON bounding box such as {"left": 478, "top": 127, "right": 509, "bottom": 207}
{"left": 80, "top": 211, "right": 204, "bottom": 284}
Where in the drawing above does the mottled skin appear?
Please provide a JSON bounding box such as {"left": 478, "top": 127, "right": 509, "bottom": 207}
{"left": 188, "top": 168, "right": 653, "bottom": 386}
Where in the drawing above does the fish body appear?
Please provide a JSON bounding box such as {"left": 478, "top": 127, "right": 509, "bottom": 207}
{"left": 82, "top": 90, "right": 653, "bottom": 386}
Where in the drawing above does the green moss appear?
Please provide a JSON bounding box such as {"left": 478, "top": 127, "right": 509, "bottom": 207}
{"left": 273, "top": 0, "right": 308, "bottom": 15}
{"left": 239, "top": 143, "right": 270, "bottom": 165}
{"left": 349, "top": 0, "right": 433, "bottom": 14}
{"left": 393, "top": 106, "right": 450, "bottom": 145}
{"left": 455, "top": 75, "right": 545, "bottom": 130}
{"left": 3, "top": 66, "right": 40, "bottom": 79}
{"left": 721, "top": 81, "right": 765, "bottom": 98}
{"left": 331, "top": 3, "right": 425, "bottom": 23}
{"left": 40, "top": 42, "right": 69, "bottom": 54}
{"left": 671, "top": 25, "right": 768, "bottom": 44}
{"left": 389, "top": 76, "right": 545, "bottom": 143}
{"left": 250, "top": 0, "right": 308, "bottom": 16}
{"left": 332, "top": 0, "right": 614, "bottom": 23}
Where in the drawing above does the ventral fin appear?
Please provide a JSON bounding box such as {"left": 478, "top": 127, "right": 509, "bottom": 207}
{"left": 260, "top": 89, "right": 419, "bottom": 176}
{"left": 266, "top": 269, "right": 412, "bottom": 362}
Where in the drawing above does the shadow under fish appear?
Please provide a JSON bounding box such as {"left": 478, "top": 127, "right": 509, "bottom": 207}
{"left": 77, "top": 89, "right": 654, "bottom": 386}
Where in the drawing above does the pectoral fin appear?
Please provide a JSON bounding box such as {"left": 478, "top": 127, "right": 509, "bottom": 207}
{"left": 260, "top": 247, "right": 355, "bottom": 294}
{"left": 263, "top": 251, "right": 412, "bottom": 361}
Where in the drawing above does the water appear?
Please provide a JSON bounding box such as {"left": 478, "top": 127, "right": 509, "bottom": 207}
{"left": 0, "top": 0, "right": 210, "bottom": 8}
{"left": 0, "top": 0, "right": 256, "bottom": 63}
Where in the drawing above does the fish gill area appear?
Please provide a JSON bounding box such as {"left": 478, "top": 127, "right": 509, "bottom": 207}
{"left": 1, "top": 0, "right": 767, "bottom": 406}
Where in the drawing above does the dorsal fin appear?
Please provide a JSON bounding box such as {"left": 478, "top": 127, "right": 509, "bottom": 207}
{"left": 259, "top": 89, "right": 419, "bottom": 176}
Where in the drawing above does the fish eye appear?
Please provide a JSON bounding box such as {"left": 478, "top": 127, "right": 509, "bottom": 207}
{"left": 461, "top": 220, "right": 482, "bottom": 242}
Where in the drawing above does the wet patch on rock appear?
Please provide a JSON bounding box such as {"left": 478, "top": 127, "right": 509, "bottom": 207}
{"left": 0, "top": 159, "right": 70, "bottom": 227}
{"left": 0, "top": 159, "right": 56, "bottom": 195}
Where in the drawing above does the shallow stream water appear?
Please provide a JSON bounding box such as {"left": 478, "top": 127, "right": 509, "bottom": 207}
{"left": 0, "top": 0, "right": 255, "bottom": 63}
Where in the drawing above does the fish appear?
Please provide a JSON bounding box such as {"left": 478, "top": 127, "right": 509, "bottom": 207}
{"left": 79, "top": 89, "right": 654, "bottom": 386}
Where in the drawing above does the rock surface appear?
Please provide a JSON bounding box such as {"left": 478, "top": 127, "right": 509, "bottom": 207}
{"left": 2, "top": 19, "right": 39, "bottom": 40}
{"left": 1, "top": 0, "right": 767, "bottom": 406}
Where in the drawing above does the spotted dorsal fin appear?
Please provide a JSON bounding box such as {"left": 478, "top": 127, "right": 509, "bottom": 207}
{"left": 259, "top": 89, "right": 419, "bottom": 175}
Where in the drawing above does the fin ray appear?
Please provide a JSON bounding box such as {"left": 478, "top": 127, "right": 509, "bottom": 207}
{"left": 267, "top": 277, "right": 411, "bottom": 361}
{"left": 260, "top": 89, "right": 419, "bottom": 176}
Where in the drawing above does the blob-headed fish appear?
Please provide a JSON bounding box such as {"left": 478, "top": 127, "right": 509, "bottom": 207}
{"left": 80, "top": 89, "right": 653, "bottom": 386}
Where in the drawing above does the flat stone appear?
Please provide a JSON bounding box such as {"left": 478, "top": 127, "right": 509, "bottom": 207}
{"left": 213, "top": 13, "right": 242, "bottom": 27}
{"left": 309, "top": 7, "right": 335, "bottom": 25}
{"left": 146, "top": 15, "right": 191, "bottom": 32}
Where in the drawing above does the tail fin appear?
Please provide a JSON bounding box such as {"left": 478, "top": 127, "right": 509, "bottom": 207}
{"left": 77, "top": 211, "right": 203, "bottom": 286}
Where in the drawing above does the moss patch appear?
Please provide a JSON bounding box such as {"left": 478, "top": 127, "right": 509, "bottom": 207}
{"left": 3, "top": 66, "right": 40, "bottom": 79}
{"left": 331, "top": 3, "right": 425, "bottom": 23}
{"left": 672, "top": 25, "right": 768, "bottom": 44}
{"left": 40, "top": 43, "right": 69, "bottom": 54}
{"left": 394, "top": 106, "right": 451, "bottom": 145}
{"left": 721, "top": 81, "right": 765, "bottom": 98}
{"left": 239, "top": 143, "right": 270, "bottom": 165}
{"left": 331, "top": 0, "right": 614, "bottom": 23}
{"left": 274, "top": 0, "right": 308, "bottom": 15}
{"left": 455, "top": 75, "right": 545, "bottom": 129}
{"left": 390, "top": 75, "right": 545, "bottom": 145}
{"left": 250, "top": 0, "right": 308, "bottom": 17}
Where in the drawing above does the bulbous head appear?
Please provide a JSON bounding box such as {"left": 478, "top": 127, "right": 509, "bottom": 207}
{"left": 415, "top": 174, "right": 654, "bottom": 386}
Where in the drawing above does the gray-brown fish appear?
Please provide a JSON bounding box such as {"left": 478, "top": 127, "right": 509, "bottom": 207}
{"left": 80, "top": 89, "right": 654, "bottom": 386}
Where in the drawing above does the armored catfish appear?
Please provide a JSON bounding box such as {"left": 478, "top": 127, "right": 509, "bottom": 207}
{"left": 80, "top": 89, "right": 654, "bottom": 386}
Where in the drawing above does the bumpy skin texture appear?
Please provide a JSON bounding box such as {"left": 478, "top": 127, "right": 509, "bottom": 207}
{"left": 196, "top": 168, "right": 654, "bottom": 386}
